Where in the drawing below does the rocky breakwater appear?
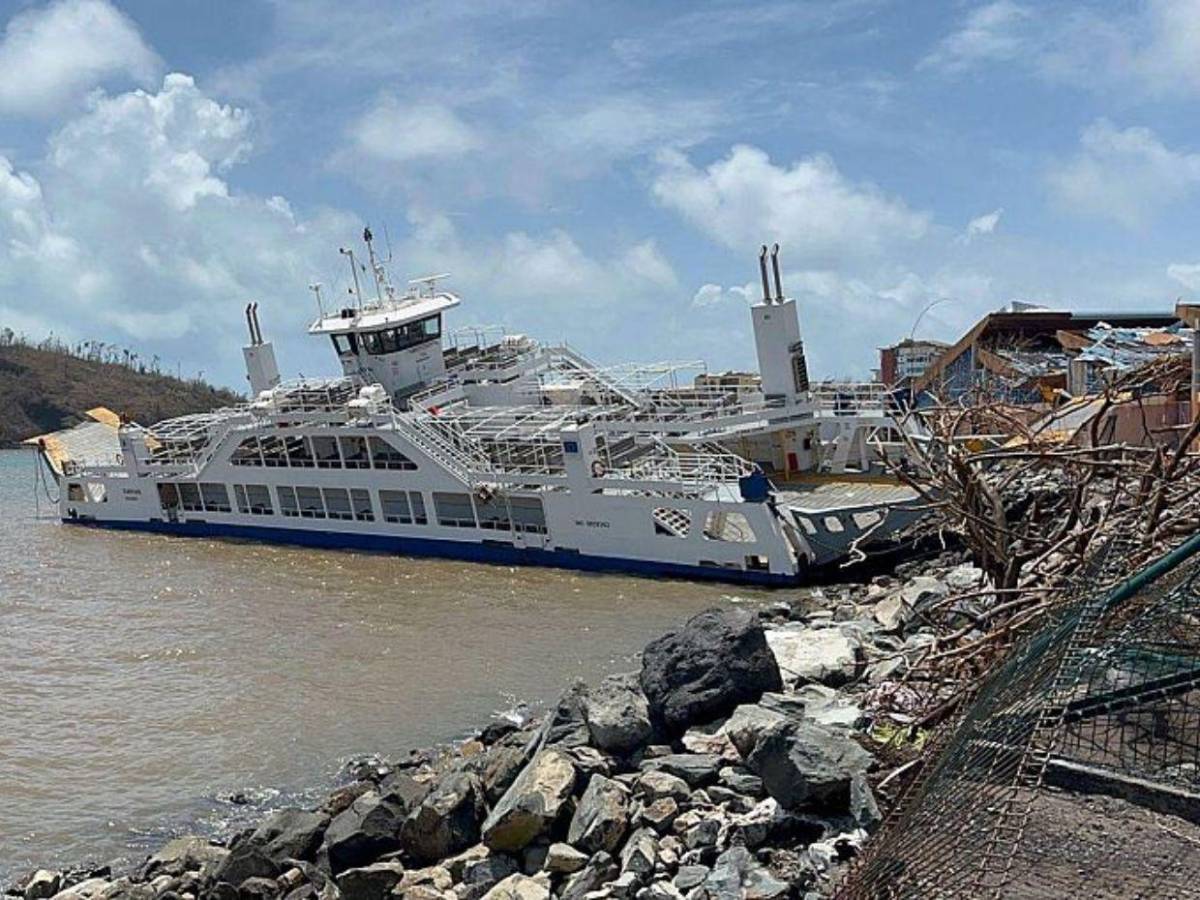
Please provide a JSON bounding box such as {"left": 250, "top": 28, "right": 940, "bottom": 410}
{"left": 8, "top": 564, "right": 973, "bottom": 900}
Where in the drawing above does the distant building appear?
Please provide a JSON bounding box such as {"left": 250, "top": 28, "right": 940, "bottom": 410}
{"left": 912, "top": 304, "right": 1187, "bottom": 404}
{"left": 878, "top": 338, "right": 951, "bottom": 386}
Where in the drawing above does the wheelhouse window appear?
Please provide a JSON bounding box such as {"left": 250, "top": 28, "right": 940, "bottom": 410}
{"left": 331, "top": 333, "right": 357, "bottom": 356}
{"left": 360, "top": 315, "right": 442, "bottom": 356}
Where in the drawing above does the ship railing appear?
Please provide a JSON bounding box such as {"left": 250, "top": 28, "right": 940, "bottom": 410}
{"left": 392, "top": 410, "right": 494, "bottom": 484}
{"left": 810, "top": 381, "right": 892, "bottom": 416}
{"left": 610, "top": 441, "right": 755, "bottom": 487}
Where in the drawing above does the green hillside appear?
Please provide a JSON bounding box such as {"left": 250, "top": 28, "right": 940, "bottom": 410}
{"left": 0, "top": 338, "right": 241, "bottom": 446}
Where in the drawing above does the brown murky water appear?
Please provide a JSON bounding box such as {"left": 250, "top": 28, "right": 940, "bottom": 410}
{"left": 0, "top": 450, "right": 773, "bottom": 879}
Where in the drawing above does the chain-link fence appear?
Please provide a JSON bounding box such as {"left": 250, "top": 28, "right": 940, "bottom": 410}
{"left": 837, "top": 534, "right": 1200, "bottom": 899}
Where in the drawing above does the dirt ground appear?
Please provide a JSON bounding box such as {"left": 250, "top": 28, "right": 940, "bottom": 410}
{"left": 1003, "top": 788, "right": 1200, "bottom": 899}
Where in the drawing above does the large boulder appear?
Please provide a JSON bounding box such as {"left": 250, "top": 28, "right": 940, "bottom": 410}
{"left": 322, "top": 792, "right": 406, "bottom": 874}
{"left": 533, "top": 682, "right": 592, "bottom": 750}
{"left": 482, "top": 749, "right": 577, "bottom": 852}
{"left": 400, "top": 771, "right": 487, "bottom": 864}
{"left": 249, "top": 808, "right": 330, "bottom": 862}
{"left": 566, "top": 775, "right": 630, "bottom": 854}
{"left": 583, "top": 674, "right": 653, "bottom": 755}
{"left": 746, "top": 722, "right": 873, "bottom": 811}
{"left": 459, "top": 852, "right": 521, "bottom": 900}
{"left": 764, "top": 626, "right": 861, "bottom": 688}
{"left": 640, "top": 609, "right": 782, "bottom": 734}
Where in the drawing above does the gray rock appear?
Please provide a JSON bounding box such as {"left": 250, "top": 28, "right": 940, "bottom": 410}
{"left": 583, "top": 674, "right": 653, "bottom": 755}
{"left": 639, "top": 883, "right": 685, "bottom": 900}
{"left": 212, "top": 844, "right": 279, "bottom": 886}
{"left": 250, "top": 808, "right": 329, "bottom": 862}
{"left": 237, "top": 875, "right": 281, "bottom": 898}
{"left": 400, "top": 771, "right": 486, "bottom": 864}
{"left": 683, "top": 818, "right": 721, "bottom": 851}
{"left": 607, "top": 871, "right": 642, "bottom": 899}
{"left": 872, "top": 593, "right": 914, "bottom": 632}
{"left": 480, "top": 874, "right": 551, "bottom": 900}
{"left": 764, "top": 626, "right": 861, "bottom": 688}
{"left": 380, "top": 773, "right": 431, "bottom": 813}
{"left": 534, "top": 682, "right": 592, "bottom": 750}
{"left": 788, "top": 686, "right": 861, "bottom": 730}
{"left": 620, "top": 828, "right": 658, "bottom": 881}
{"left": 634, "top": 771, "right": 691, "bottom": 803}
{"left": 720, "top": 705, "right": 790, "bottom": 759}
{"left": 945, "top": 563, "right": 984, "bottom": 592}
{"left": 24, "top": 871, "right": 61, "bottom": 900}
{"left": 673, "top": 866, "right": 709, "bottom": 892}
{"left": 560, "top": 852, "right": 618, "bottom": 900}
{"left": 639, "top": 797, "right": 679, "bottom": 832}
{"left": 746, "top": 723, "right": 873, "bottom": 811}
{"left": 336, "top": 860, "right": 405, "bottom": 900}
{"left": 460, "top": 853, "right": 521, "bottom": 900}
{"left": 568, "top": 775, "right": 630, "bottom": 854}
{"left": 639, "top": 609, "right": 782, "bottom": 735}
{"left": 850, "top": 774, "right": 882, "bottom": 831}
{"left": 638, "top": 754, "right": 721, "bottom": 788}
{"left": 900, "top": 576, "right": 948, "bottom": 609}
{"left": 323, "top": 792, "right": 405, "bottom": 874}
{"left": 482, "top": 748, "right": 577, "bottom": 852}
{"left": 481, "top": 738, "right": 535, "bottom": 805}
{"left": 544, "top": 842, "right": 588, "bottom": 875}
{"left": 718, "top": 767, "right": 764, "bottom": 797}
{"left": 521, "top": 842, "right": 549, "bottom": 875}
{"left": 146, "top": 836, "right": 229, "bottom": 875}
{"left": 701, "top": 847, "right": 788, "bottom": 900}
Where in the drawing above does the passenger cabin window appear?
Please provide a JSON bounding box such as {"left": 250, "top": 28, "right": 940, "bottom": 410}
{"left": 434, "top": 492, "right": 476, "bottom": 528}
{"left": 157, "top": 483, "right": 180, "bottom": 509}
{"left": 368, "top": 436, "right": 417, "bottom": 470}
{"left": 312, "top": 435, "right": 341, "bottom": 468}
{"left": 351, "top": 488, "right": 374, "bottom": 522}
{"left": 235, "top": 484, "right": 273, "bottom": 515}
{"left": 340, "top": 436, "right": 370, "bottom": 469}
{"left": 323, "top": 488, "right": 354, "bottom": 520}
{"left": 277, "top": 486, "right": 299, "bottom": 517}
{"left": 179, "top": 482, "right": 203, "bottom": 512}
{"left": 200, "top": 483, "right": 232, "bottom": 513}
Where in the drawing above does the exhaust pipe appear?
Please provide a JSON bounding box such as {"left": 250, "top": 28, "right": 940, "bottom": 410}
{"left": 758, "top": 245, "right": 771, "bottom": 304}
{"left": 770, "top": 243, "right": 784, "bottom": 302}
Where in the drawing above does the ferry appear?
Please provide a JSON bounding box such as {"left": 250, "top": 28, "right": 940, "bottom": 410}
{"left": 30, "top": 236, "right": 919, "bottom": 585}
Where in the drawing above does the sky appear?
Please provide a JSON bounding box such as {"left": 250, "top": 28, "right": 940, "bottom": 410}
{"left": 1, "top": 0, "right": 1200, "bottom": 390}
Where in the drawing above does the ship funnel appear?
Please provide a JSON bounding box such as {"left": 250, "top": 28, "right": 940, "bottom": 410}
{"left": 758, "top": 245, "right": 771, "bottom": 304}
{"left": 242, "top": 302, "right": 280, "bottom": 395}
{"left": 770, "top": 243, "right": 784, "bottom": 302}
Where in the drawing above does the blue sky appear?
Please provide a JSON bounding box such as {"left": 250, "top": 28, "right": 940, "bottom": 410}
{"left": 1, "top": 0, "right": 1200, "bottom": 390}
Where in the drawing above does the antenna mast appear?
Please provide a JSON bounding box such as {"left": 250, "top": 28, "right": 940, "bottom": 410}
{"left": 339, "top": 247, "right": 363, "bottom": 309}
{"left": 309, "top": 282, "right": 325, "bottom": 319}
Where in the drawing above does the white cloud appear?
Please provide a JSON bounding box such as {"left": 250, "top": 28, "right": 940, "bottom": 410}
{"left": 920, "top": 1, "right": 1031, "bottom": 72}
{"left": 1048, "top": 120, "right": 1200, "bottom": 227}
{"left": 963, "top": 208, "right": 1003, "bottom": 241}
{"left": 0, "top": 0, "right": 160, "bottom": 115}
{"left": 0, "top": 74, "right": 357, "bottom": 376}
{"left": 651, "top": 144, "right": 928, "bottom": 265}
{"left": 348, "top": 98, "right": 480, "bottom": 163}
{"left": 1168, "top": 263, "right": 1200, "bottom": 291}
{"left": 691, "top": 282, "right": 756, "bottom": 308}
{"left": 924, "top": 0, "right": 1200, "bottom": 96}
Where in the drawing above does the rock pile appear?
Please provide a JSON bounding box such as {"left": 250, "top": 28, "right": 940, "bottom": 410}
{"left": 7, "top": 558, "right": 976, "bottom": 900}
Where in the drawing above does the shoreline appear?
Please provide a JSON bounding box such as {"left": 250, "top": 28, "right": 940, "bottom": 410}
{"left": 5, "top": 550, "right": 968, "bottom": 900}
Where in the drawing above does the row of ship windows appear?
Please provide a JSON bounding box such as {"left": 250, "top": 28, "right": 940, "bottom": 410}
{"left": 156, "top": 482, "right": 548, "bottom": 533}
{"left": 230, "top": 434, "right": 417, "bottom": 470}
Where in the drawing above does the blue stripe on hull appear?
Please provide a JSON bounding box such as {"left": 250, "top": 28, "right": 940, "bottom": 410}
{"left": 62, "top": 518, "right": 801, "bottom": 587}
